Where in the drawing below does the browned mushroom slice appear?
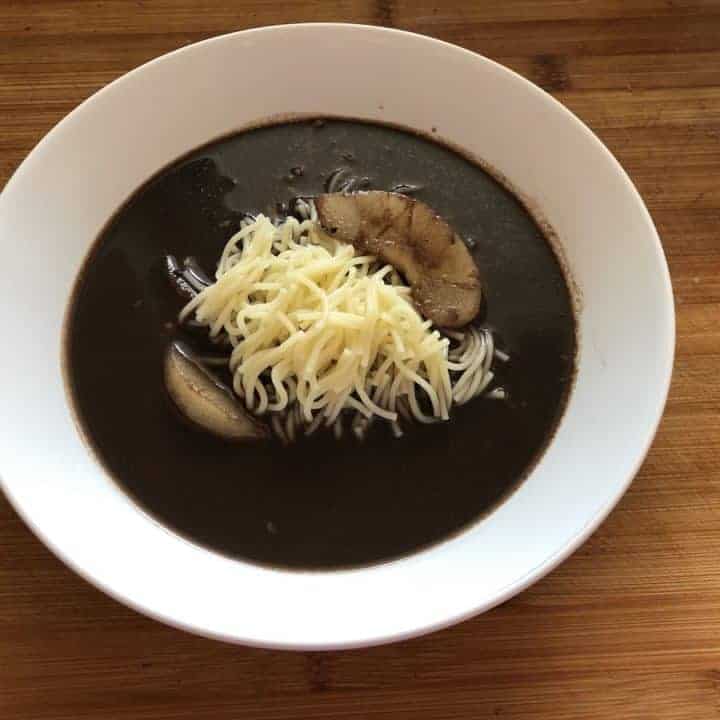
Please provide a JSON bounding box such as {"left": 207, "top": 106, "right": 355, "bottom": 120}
{"left": 164, "top": 341, "right": 269, "bottom": 442}
{"left": 314, "top": 191, "right": 482, "bottom": 328}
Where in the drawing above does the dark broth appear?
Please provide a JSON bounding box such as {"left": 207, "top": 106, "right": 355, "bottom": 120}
{"left": 66, "top": 118, "right": 576, "bottom": 569}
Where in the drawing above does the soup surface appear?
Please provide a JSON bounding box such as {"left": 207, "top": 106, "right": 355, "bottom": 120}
{"left": 66, "top": 118, "right": 576, "bottom": 569}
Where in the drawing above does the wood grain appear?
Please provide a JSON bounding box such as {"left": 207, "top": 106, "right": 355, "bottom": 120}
{"left": 1, "top": 2, "right": 719, "bottom": 719}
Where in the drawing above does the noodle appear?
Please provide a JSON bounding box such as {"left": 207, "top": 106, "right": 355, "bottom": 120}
{"left": 180, "top": 213, "right": 504, "bottom": 442}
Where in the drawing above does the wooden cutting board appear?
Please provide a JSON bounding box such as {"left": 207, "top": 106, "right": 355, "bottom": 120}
{"left": 1, "top": 2, "right": 718, "bottom": 718}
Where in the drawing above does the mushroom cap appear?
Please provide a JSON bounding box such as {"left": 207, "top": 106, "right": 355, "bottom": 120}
{"left": 164, "top": 341, "right": 269, "bottom": 442}
{"left": 315, "top": 191, "right": 482, "bottom": 328}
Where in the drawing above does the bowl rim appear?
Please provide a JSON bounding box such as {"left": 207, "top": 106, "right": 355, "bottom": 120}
{"left": 0, "top": 22, "right": 675, "bottom": 650}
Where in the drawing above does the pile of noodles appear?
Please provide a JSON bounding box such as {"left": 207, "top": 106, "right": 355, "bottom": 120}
{"left": 180, "top": 212, "right": 502, "bottom": 442}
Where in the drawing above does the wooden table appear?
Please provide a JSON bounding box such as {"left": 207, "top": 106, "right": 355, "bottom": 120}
{"left": 2, "top": 2, "right": 719, "bottom": 718}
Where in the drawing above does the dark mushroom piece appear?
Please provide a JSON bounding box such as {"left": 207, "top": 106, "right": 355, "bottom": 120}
{"left": 164, "top": 341, "right": 269, "bottom": 442}
{"left": 314, "top": 191, "right": 482, "bottom": 328}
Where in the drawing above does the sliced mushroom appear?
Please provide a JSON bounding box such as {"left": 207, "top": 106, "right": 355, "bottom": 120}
{"left": 314, "top": 191, "right": 481, "bottom": 328}
{"left": 164, "top": 341, "right": 269, "bottom": 442}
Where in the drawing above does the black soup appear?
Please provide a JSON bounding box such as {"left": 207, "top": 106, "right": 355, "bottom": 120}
{"left": 66, "top": 118, "right": 576, "bottom": 569}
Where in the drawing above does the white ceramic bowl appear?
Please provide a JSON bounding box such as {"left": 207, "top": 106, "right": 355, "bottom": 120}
{"left": 0, "top": 24, "right": 673, "bottom": 649}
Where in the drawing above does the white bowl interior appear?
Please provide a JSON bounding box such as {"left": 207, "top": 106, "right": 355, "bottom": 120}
{"left": 0, "top": 24, "right": 673, "bottom": 649}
